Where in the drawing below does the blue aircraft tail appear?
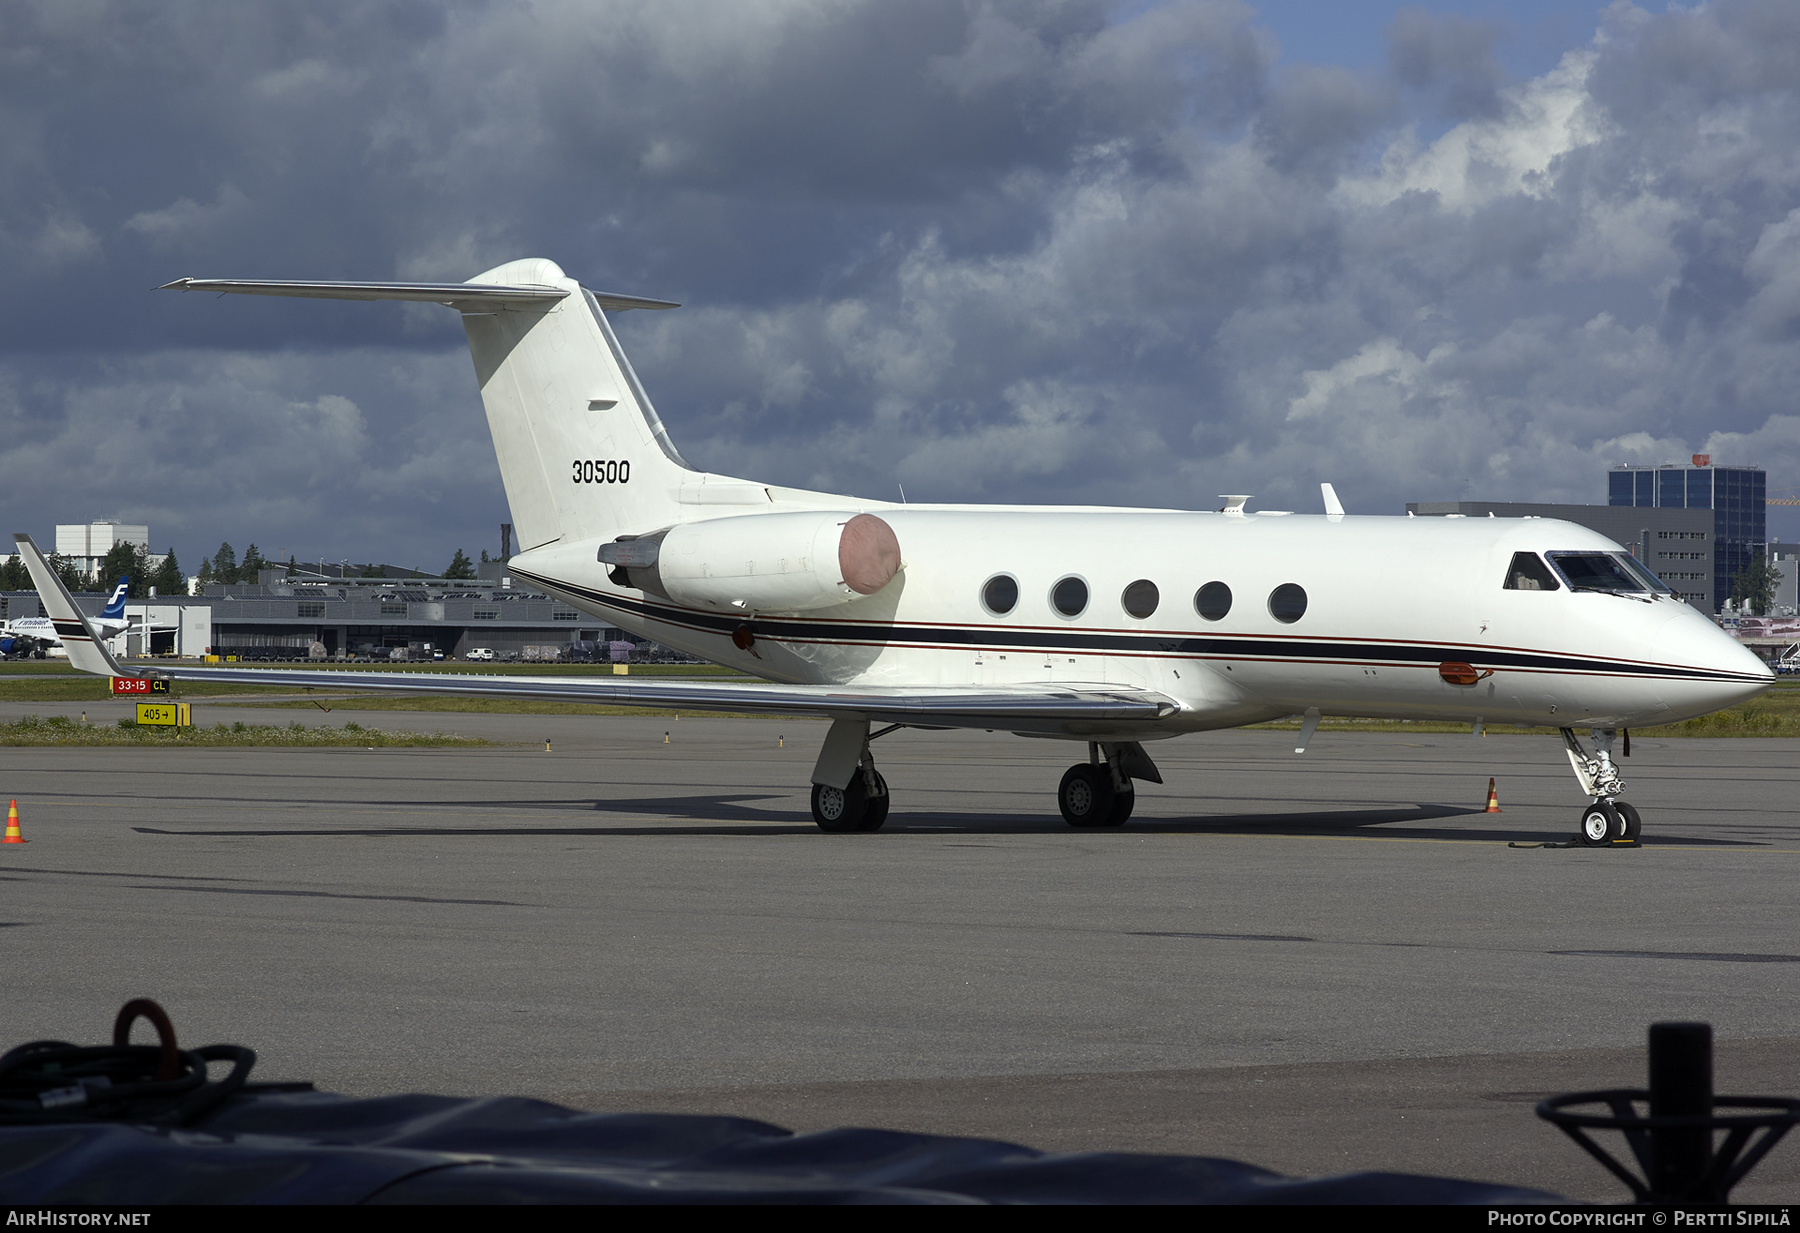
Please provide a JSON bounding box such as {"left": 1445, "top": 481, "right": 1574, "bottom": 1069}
{"left": 101, "top": 577, "right": 129, "bottom": 620}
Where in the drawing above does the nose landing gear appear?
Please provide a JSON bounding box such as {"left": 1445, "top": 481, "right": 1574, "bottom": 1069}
{"left": 1564, "top": 728, "right": 1641, "bottom": 847}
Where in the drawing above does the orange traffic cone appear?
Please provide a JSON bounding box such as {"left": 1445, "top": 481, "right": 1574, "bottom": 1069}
{"left": 1484, "top": 778, "right": 1502, "bottom": 813}
{"left": 2, "top": 800, "right": 24, "bottom": 844}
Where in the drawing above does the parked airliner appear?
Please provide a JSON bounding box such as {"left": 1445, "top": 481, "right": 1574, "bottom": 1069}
{"left": 3, "top": 577, "right": 132, "bottom": 657}
{"left": 17, "top": 259, "right": 1771, "bottom": 842}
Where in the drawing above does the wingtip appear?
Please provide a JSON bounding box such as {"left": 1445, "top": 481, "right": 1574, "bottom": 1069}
{"left": 157, "top": 278, "right": 193, "bottom": 291}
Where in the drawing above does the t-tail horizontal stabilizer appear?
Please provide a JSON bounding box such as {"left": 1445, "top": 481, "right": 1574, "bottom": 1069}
{"left": 157, "top": 278, "right": 679, "bottom": 314}
{"left": 12, "top": 534, "right": 125, "bottom": 678}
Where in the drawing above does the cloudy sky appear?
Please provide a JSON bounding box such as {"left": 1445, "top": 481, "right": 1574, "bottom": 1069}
{"left": 4, "top": 0, "right": 1800, "bottom": 573}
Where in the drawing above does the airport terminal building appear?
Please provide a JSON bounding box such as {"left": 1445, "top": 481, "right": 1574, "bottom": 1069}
{"left": 2, "top": 572, "right": 641, "bottom": 661}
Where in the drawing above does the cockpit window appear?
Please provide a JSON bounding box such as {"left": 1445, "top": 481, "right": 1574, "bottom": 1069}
{"left": 1547, "top": 552, "right": 1660, "bottom": 594}
{"left": 1616, "top": 554, "right": 1675, "bottom": 594}
{"left": 1503, "top": 552, "right": 1560, "bottom": 591}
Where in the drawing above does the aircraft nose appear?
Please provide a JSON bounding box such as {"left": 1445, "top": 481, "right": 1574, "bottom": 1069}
{"left": 1652, "top": 605, "right": 1773, "bottom": 720}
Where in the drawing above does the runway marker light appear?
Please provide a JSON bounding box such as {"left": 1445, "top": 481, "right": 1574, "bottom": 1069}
{"left": 1485, "top": 778, "right": 1502, "bottom": 813}
{"left": 779, "top": 734, "right": 784, "bottom": 747}
{"left": 545, "top": 738, "right": 551, "bottom": 752}
{"left": 664, "top": 731, "right": 670, "bottom": 743}
{"left": 2, "top": 800, "right": 23, "bottom": 844}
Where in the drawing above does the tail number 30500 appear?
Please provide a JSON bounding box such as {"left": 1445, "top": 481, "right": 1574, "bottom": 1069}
{"left": 573, "top": 459, "right": 630, "bottom": 484}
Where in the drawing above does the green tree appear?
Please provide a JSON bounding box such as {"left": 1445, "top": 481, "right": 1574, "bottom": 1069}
{"left": 240, "top": 543, "right": 267, "bottom": 583}
{"left": 444, "top": 548, "right": 476, "bottom": 579}
{"left": 479, "top": 549, "right": 490, "bottom": 563}
{"left": 1731, "top": 552, "right": 1782, "bottom": 617}
{"left": 50, "top": 553, "right": 89, "bottom": 592}
{"left": 212, "top": 542, "right": 237, "bottom": 583}
{"left": 359, "top": 563, "right": 386, "bottom": 578}
{"left": 96, "top": 541, "right": 153, "bottom": 597}
{"left": 0, "top": 554, "right": 28, "bottom": 591}
{"left": 151, "top": 549, "right": 185, "bottom": 596}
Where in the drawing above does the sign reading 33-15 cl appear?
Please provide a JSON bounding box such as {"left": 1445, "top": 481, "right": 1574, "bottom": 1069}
{"left": 111, "top": 677, "right": 168, "bottom": 695}
{"left": 572, "top": 459, "right": 630, "bottom": 484}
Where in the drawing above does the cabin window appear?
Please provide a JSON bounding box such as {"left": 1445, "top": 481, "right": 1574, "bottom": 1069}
{"left": 1051, "top": 576, "right": 1089, "bottom": 618}
{"left": 982, "top": 574, "right": 1019, "bottom": 616}
{"left": 1194, "top": 581, "right": 1232, "bottom": 621}
{"left": 1122, "top": 579, "right": 1159, "bottom": 619}
{"left": 1503, "top": 552, "right": 1561, "bottom": 591}
{"left": 1268, "top": 583, "right": 1307, "bottom": 624}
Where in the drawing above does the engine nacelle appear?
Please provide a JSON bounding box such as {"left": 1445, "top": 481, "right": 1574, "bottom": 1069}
{"left": 605, "top": 511, "right": 902, "bottom": 613}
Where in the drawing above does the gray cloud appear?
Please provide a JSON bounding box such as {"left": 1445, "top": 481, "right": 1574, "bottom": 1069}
{"left": 5, "top": 0, "right": 1800, "bottom": 569}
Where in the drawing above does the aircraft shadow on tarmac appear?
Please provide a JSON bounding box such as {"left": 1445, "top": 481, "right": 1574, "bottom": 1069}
{"left": 134, "top": 794, "right": 1764, "bottom": 845}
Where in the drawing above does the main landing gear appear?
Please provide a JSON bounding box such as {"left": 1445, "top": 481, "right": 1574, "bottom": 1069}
{"left": 807, "top": 722, "right": 1166, "bottom": 834}
{"left": 810, "top": 768, "right": 890, "bottom": 833}
{"left": 1563, "top": 727, "right": 1642, "bottom": 847}
{"left": 1058, "top": 742, "right": 1163, "bottom": 829}
{"left": 809, "top": 718, "right": 893, "bottom": 833}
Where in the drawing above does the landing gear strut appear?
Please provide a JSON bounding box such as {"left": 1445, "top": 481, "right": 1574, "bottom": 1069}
{"left": 1563, "top": 728, "right": 1640, "bottom": 847}
{"left": 809, "top": 718, "right": 894, "bottom": 833}
{"left": 1059, "top": 742, "right": 1161, "bottom": 828}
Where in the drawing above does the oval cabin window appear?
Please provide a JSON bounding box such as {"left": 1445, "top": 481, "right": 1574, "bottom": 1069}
{"left": 1194, "top": 581, "right": 1232, "bottom": 621}
{"left": 1122, "top": 579, "right": 1159, "bottom": 619}
{"left": 1051, "top": 576, "right": 1089, "bottom": 618}
{"left": 1268, "top": 583, "right": 1307, "bottom": 624}
{"left": 982, "top": 574, "right": 1019, "bottom": 616}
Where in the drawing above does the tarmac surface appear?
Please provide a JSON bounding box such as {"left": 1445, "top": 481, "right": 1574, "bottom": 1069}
{"left": 3, "top": 696, "right": 1798, "bottom": 1202}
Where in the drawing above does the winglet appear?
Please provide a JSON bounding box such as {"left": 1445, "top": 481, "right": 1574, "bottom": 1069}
{"left": 1321, "top": 483, "right": 1345, "bottom": 519}
{"left": 12, "top": 534, "right": 127, "bottom": 678}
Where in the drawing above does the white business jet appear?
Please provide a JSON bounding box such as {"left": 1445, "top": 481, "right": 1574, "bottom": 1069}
{"left": 16, "top": 258, "right": 1771, "bottom": 842}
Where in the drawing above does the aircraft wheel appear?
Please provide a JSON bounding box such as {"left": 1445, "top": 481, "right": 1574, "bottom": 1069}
{"left": 1578, "top": 801, "right": 1620, "bottom": 847}
{"left": 812, "top": 778, "right": 869, "bottom": 833}
{"left": 1103, "top": 787, "right": 1135, "bottom": 828}
{"left": 1059, "top": 764, "right": 1114, "bottom": 828}
{"left": 860, "top": 771, "right": 890, "bottom": 832}
{"left": 1613, "top": 800, "right": 1642, "bottom": 844}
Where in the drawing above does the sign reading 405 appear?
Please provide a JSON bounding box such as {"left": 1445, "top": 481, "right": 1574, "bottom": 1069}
{"left": 572, "top": 459, "right": 630, "bottom": 484}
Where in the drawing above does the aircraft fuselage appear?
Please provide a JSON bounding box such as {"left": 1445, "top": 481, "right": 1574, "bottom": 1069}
{"left": 510, "top": 507, "right": 1769, "bottom": 740}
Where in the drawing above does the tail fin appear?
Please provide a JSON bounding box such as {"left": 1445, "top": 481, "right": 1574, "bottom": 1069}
{"left": 102, "top": 577, "right": 130, "bottom": 620}
{"left": 458, "top": 258, "right": 694, "bottom": 551}
{"left": 162, "top": 260, "right": 705, "bottom": 551}
{"left": 12, "top": 535, "right": 124, "bottom": 677}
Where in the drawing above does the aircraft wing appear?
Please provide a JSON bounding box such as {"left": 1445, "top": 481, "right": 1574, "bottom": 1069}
{"left": 12, "top": 534, "right": 1176, "bottom": 731}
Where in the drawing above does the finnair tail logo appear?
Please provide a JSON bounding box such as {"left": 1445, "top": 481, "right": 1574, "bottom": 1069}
{"left": 102, "top": 578, "right": 129, "bottom": 619}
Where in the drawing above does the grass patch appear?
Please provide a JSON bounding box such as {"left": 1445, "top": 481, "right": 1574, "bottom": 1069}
{"left": 1250, "top": 687, "right": 1800, "bottom": 739}
{"left": 0, "top": 715, "right": 495, "bottom": 747}
{"left": 0, "top": 678, "right": 289, "bottom": 702}
{"left": 236, "top": 695, "right": 773, "bottom": 719}
{"left": 0, "top": 660, "right": 744, "bottom": 702}
{"left": 182, "top": 661, "right": 746, "bottom": 677}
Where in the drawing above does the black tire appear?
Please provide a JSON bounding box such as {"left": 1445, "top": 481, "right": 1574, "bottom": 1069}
{"left": 860, "top": 771, "right": 890, "bottom": 832}
{"left": 811, "top": 778, "right": 868, "bottom": 833}
{"left": 1613, "top": 800, "right": 1642, "bottom": 843}
{"left": 1579, "top": 801, "right": 1620, "bottom": 847}
{"left": 1059, "top": 764, "right": 1114, "bottom": 828}
{"left": 1104, "top": 787, "right": 1135, "bottom": 828}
